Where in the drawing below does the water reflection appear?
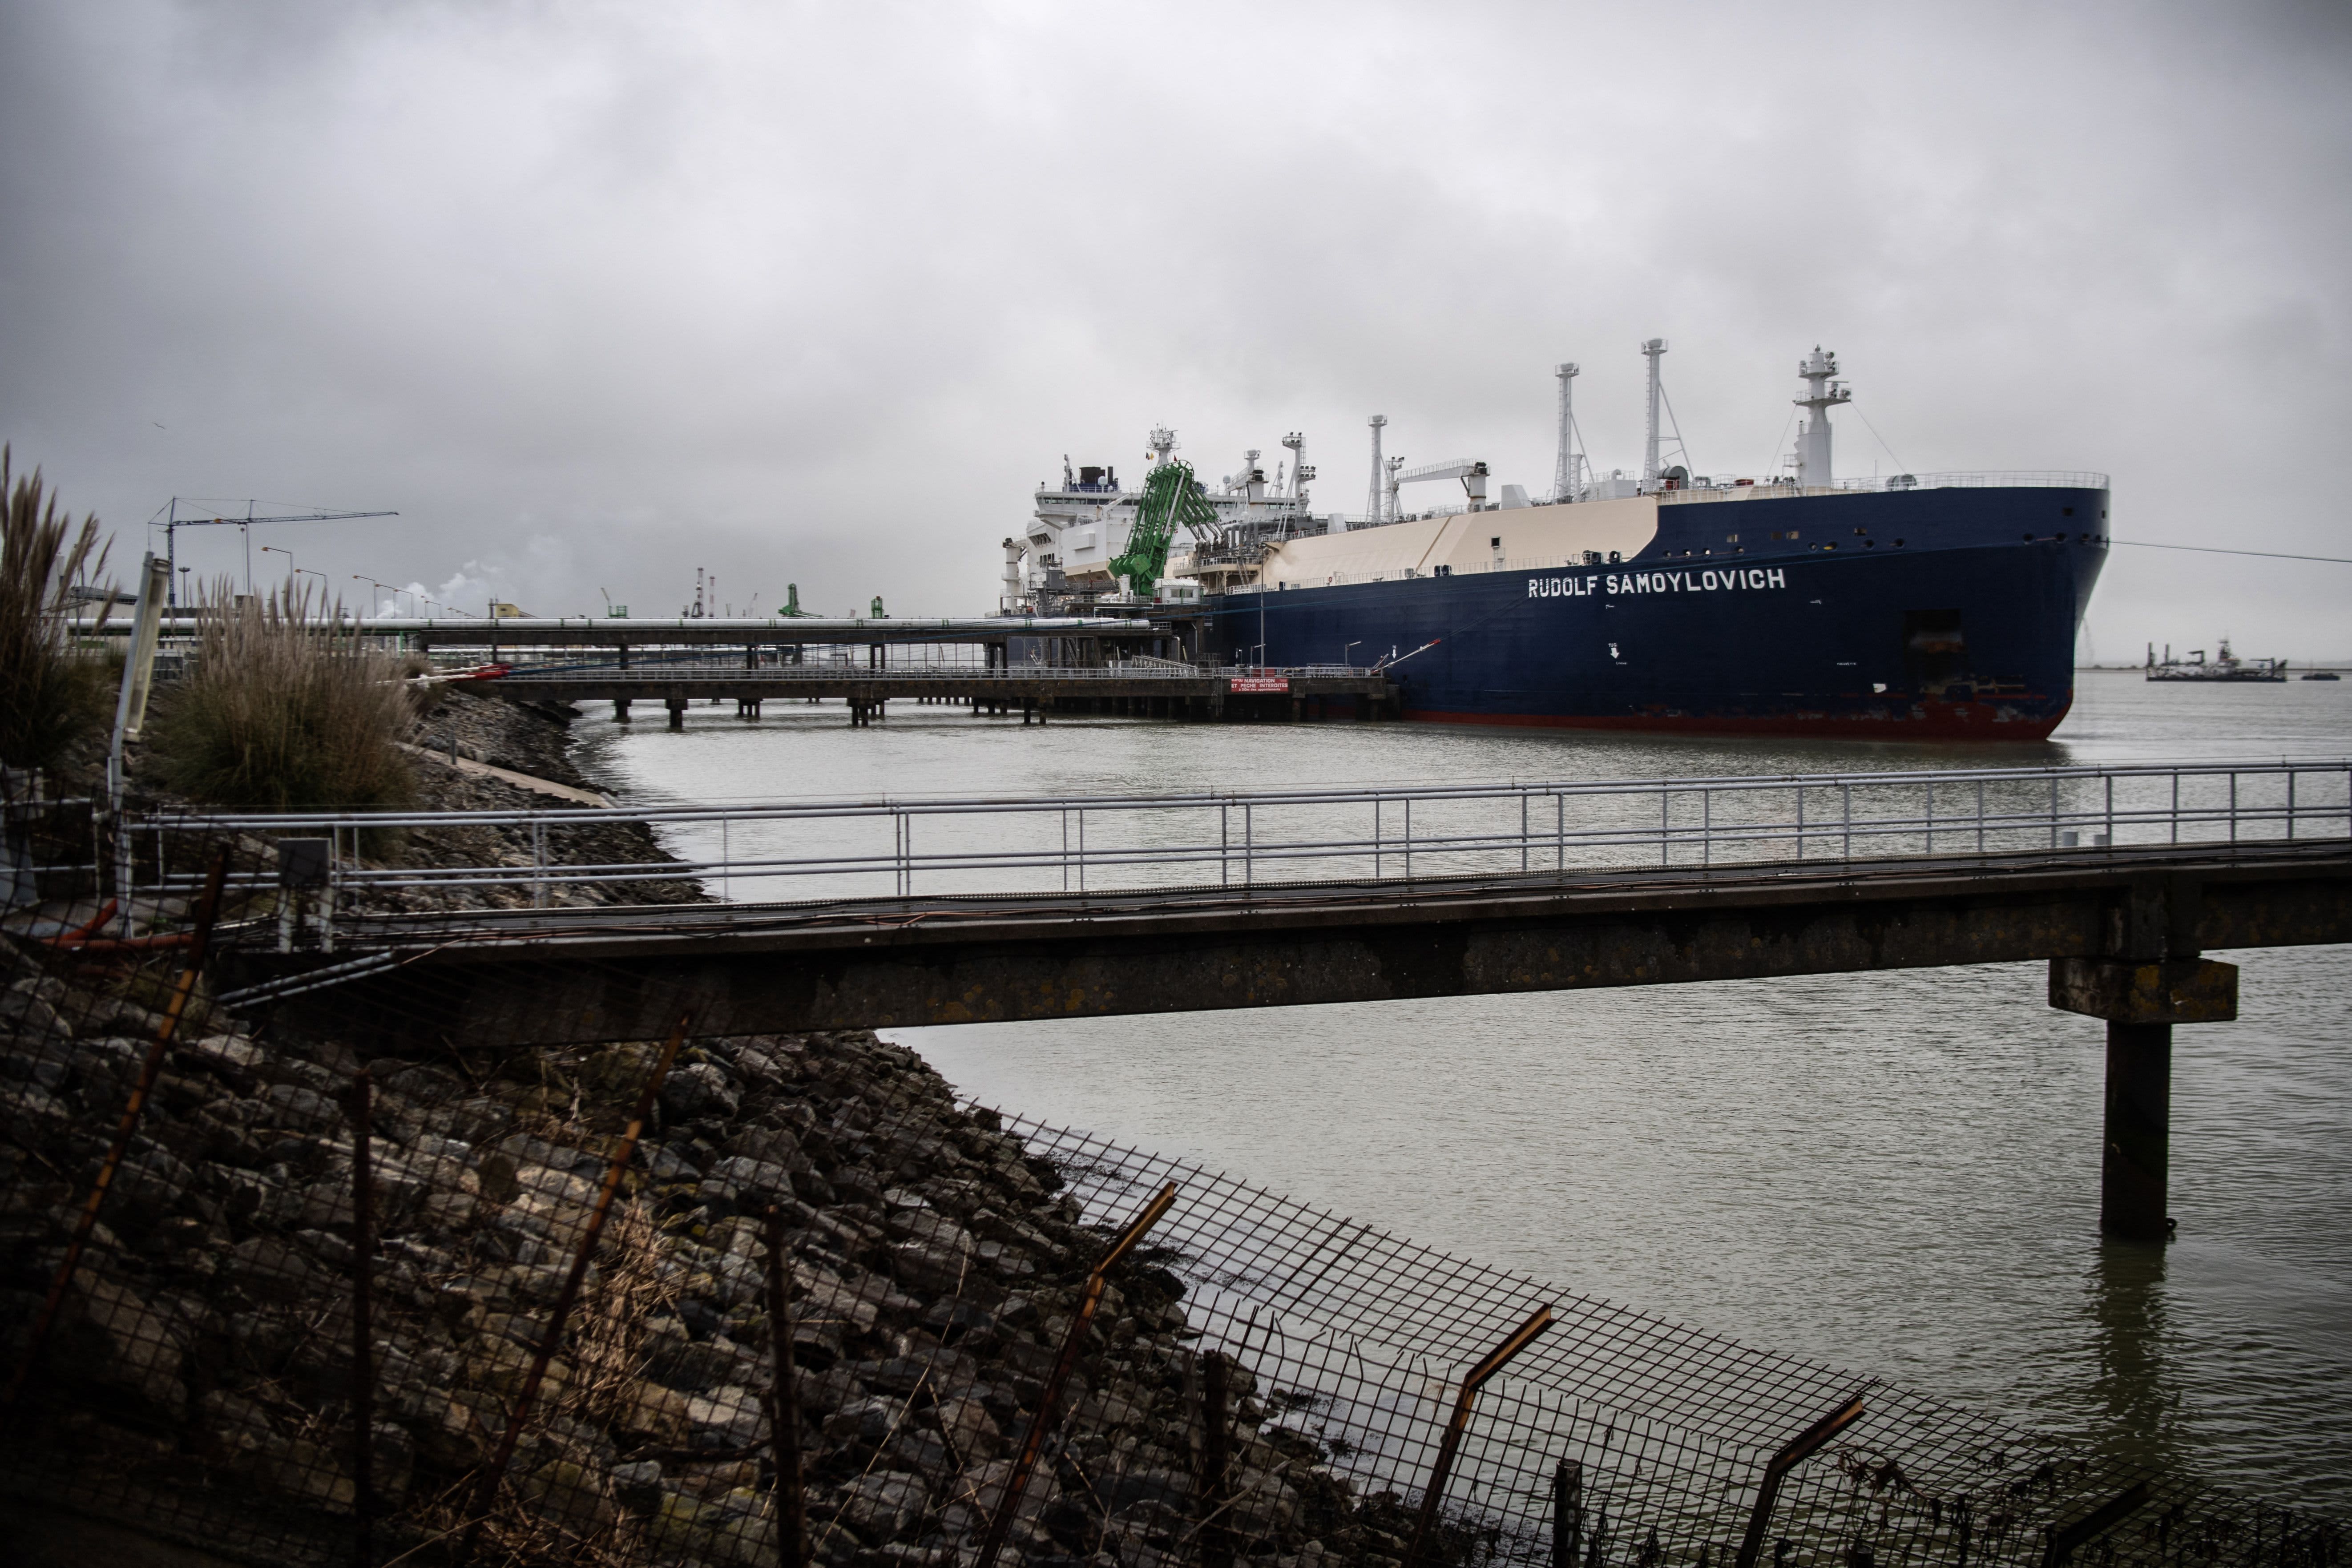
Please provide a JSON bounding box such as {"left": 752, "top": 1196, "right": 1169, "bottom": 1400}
{"left": 2077, "top": 1238, "right": 2185, "bottom": 1481}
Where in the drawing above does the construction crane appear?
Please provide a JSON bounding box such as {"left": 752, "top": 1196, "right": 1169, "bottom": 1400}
{"left": 149, "top": 497, "right": 399, "bottom": 607}
{"left": 1386, "top": 458, "right": 1489, "bottom": 522}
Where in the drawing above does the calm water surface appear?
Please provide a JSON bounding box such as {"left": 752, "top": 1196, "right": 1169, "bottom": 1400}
{"left": 577, "top": 669, "right": 2352, "bottom": 1512}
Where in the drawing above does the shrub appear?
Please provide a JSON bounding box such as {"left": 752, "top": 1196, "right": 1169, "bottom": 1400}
{"left": 0, "top": 446, "right": 113, "bottom": 771}
{"left": 145, "top": 582, "right": 416, "bottom": 809}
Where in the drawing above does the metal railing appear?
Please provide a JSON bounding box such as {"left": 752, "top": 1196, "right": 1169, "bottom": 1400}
{"left": 482, "top": 660, "right": 1373, "bottom": 684}
{"left": 123, "top": 759, "right": 2352, "bottom": 936}
{"left": 1655, "top": 471, "right": 2110, "bottom": 503}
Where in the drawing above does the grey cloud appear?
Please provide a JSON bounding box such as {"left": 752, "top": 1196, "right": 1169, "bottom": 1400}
{"left": 3, "top": 0, "right": 2348, "bottom": 652}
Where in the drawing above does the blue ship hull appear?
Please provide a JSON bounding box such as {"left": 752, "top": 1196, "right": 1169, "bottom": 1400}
{"left": 1203, "top": 485, "right": 2109, "bottom": 739}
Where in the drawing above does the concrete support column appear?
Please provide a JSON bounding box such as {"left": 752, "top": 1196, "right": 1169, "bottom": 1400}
{"left": 2049, "top": 874, "right": 2233, "bottom": 1242}
{"left": 2102, "top": 1023, "right": 2172, "bottom": 1241}
{"left": 614, "top": 699, "right": 631, "bottom": 723}
{"left": 665, "top": 698, "right": 687, "bottom": 731}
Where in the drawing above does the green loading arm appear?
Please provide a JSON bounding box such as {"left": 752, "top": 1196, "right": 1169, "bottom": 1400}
{"left": 1109, "top": 460, "right": 1221, "bottom": 597}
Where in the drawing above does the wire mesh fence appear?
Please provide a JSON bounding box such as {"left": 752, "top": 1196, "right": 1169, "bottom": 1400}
{"left": 2, "top": 857, "right": 2345, "bottom": 1568}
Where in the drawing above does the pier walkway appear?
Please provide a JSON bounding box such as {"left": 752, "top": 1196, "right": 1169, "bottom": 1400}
{"left": 137, "top": 757, "right": 2352, "bottom": 1240}
{"left": 480, "top": 661, "right": 1399, "bottom": 724}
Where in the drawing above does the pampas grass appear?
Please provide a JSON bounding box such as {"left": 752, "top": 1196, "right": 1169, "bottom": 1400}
{"left": 145, "top": 580, "right": 416, "bottom": 809}
{"left": 0, "top": 446, "right": 113, "bottom": 771}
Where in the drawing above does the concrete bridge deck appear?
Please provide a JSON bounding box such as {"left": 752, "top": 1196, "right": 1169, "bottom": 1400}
{"left": 229, "top": 838, "right": 2348, "bottom": 1042}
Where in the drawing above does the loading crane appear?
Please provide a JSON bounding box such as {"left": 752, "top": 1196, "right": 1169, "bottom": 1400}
{"left": 1109, "top": 458, "right": 1222, "bottom": 597}
{"left": 1386, "top": 458, "right": 1489, "bottom": 521}
{"left": 149, "top": 497, "right": 398, "bottom": 607}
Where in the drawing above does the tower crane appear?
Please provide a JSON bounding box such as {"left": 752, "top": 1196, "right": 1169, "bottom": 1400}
{"left": 149, "top": 497, "right": 399, "bottom": 607}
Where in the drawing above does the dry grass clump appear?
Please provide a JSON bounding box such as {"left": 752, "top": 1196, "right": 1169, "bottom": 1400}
{"left": 144, "top": 580, "right": 416, "bottom": 809}
{"left": 0, "top": 446, "right": 113, "bottom": 771}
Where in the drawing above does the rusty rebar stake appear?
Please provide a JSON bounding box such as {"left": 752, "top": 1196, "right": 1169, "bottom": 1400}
{"left": 2040, "top": 1480, "right": 2151, "bottom": 1568}
{"left": 1732, "top": 1391, "right": 1868, "bottom": 1568}
{"left": 348, "top": 1069, "right": 377, "bottom": 1568}
{"left": 1198, "top": 1350, "right": 1235, "bottom": 1568}
{"left": 4, "top": 850, "right": 230, "bottom": 1413}
{"left": 973, "top": 1181, "right": 1178, "bottom": 1568}
{"left": 762, "top": 1205, "right": 806, "bottom": 1568}
{"left": 1404, "top": 1304, "right": 1556, "bottom": 1568}
{"left": 454, "top": 1012, "right": 692, "bottom": 1566}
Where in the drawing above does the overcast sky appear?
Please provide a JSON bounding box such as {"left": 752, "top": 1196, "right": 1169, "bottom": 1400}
{"left": 4, "top": 0, "right": 2348, "bottom": 656}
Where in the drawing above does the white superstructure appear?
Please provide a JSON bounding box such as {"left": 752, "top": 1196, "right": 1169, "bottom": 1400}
{"left": 1011, "top": 428, "right": 1335, "bottom": 609}
{"left": 1006, "top": 343, "right": 1971, "bottom": 608}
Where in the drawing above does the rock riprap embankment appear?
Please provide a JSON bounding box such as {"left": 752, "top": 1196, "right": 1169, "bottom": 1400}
{"left": 1, "top": 940, "right": 1422, "bottom": 1567}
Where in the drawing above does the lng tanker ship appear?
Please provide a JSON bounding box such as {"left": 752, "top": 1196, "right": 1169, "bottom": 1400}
{"left": 1009, "top": 344, "right": 2108, "bottom": 739}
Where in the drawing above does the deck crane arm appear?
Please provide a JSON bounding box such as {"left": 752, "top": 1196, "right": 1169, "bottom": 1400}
{"left": 1384, "top": 459, "right": 1489, "bottom": 520}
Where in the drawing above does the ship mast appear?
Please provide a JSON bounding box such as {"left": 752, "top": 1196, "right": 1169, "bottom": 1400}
{"left": 1794, "top": 346, "right": 1850, "bottom": 488}
{"left": 1641, "top": 339, "right": 1666, "bottom": 485}
{"left": 1552, "top": 362, "right": 1581, "bottom": 503}
{"left": 1364, "top": 414, "right": 1388, "bottom": 526}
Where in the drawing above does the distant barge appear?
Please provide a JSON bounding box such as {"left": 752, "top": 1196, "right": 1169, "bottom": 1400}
{"left": 2146, "top": 638, "right": 2288, "bottom": 683}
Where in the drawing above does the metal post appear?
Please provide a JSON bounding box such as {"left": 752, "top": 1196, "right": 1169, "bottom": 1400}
{"left": 2040, "top": 1481, "right": 2151, "bottom": 1568}
{"left": 1403, "top": 797, "right": 1411, "bottom": 879}
{"left": 1404, "top": 1306, "right": 1556, "bottom": 1568}
{"left": 1521, "top": 793, "right": 1530, "bottom": 874}
{"left": 2170, "top": 771, "right": 2180, "bottom": 845}
{"left": 1841, "top": 782, "right": 1852, "bottom": 859}
{"left": 457, "top": 1012, "right": 694, "bottom": 1565}
{"left": 1076, "top": 808, "right": 1085, "bottom": 892}
{"left": 975, "top": 1183, "right": 1178, "bottom": 1568}
{"left": 1925, "top": 780, "right": 1935, "bottom": 855}
{"left": 4, "top": 851, "right": 230, "bottom": 1413}
{"left": 2105, "top": 774, "right": 2115, "bottom": 848}
{"left": 530, "top": 820, "right": 546, "bottom": 909}
{"left": 2050, "top": 776, "right": 2060, "bottom": 848}
{"left": 1662, "top": 787, "right": 1671, "bottom": 867}
{"left": 1244, "top": 803, "right": 1254, "bottom": 885}
{"left": 2229, "top": 770, "right": 2239, "bottom": 843}
{"left": 1732, "top": 1391, "right": 1868, "bottom": 1568}
{"left": 348, "top": 1071, "right": 377, "bottom": 1568}
{"left": 1198, "top": 1351, "right": 1235, "bottom": 1568}
{"left": 1795, "top": 786, "right": 1805, "bottom": 861}
{"left": 762, "top": 1206, "right": 805, "bottom": 1568}
{"left": 1553, "top": 1459, "right": 1585, "bottom": 1568}
{"left": 1977, "top": 778, "right": 1987, "bottom": 853}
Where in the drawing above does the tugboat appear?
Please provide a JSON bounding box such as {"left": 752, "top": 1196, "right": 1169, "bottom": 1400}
{"left": 2145, "top": 638, "right": 2288, "bottom": 682}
